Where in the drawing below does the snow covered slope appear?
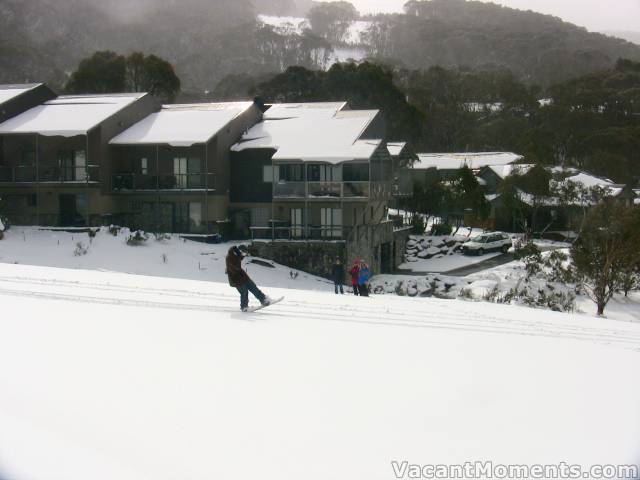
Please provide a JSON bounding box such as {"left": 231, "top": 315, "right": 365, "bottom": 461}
{"left": 0, "top": 263, "right": 639, "bottom": 480}
{"left": 0, "top": 227, "right": 332, "bottom": 291}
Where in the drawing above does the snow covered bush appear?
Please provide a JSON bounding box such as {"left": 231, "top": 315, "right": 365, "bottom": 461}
{"left": 543, "top": 250, "right": 573, "bottom": 283}
{"left": 515, "top": 242, "right": 543, "bottom": 278}
{"left": 154, "top": 233, "right": 171, "bottom": 242}
{"left": 126, "top": 230, "right": 149, "bottom": 246}
{"left": 109, "top": 225, "right": 121, "bottom": 236}
{"left": 430, "top": 222, "right": 452, "bottom": 236}
{"left": 74, "top": 242, "right": 88, "bottom": 256}
{"left": 572, "top": 201, "right": 640, "bottom": 315}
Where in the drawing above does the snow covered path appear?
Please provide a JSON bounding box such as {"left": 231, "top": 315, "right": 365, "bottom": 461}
{"left": 1, "top": 265, "right": 639, "bottom": 349}
{"left": 1, "top": 263, "right": 639, "bottom": 480}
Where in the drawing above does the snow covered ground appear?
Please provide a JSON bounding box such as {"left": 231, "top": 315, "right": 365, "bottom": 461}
{"left": 1, "top": 262, "right": 639, "bottom": 480}
{"left": 0, "top": 227, "right": 333, "bottom": 291}
{"left": 399, "top": 233, "right": 502, "bottom": 273}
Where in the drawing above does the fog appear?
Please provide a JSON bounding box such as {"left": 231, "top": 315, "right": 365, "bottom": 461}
{"left": 348, "top": 0, "right": 640, "bottom": 33}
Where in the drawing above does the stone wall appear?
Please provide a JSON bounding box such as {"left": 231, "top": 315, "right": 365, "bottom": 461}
{"left": 392, "top": 227, "right": 412, "bottom": 270}
{"left": 249, "top": 240, "right": 346, "bottom": 280}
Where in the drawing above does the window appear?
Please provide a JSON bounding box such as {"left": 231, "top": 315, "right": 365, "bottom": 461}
{"left": 58, "top": 150, "right": 87, "bottom": 181}
{"left": 263, "top": 165, "right": 274, "bottom": 183}
{"left": 291, "top": 208, "right": 303, "bottom": 237}
{"left": 174, "top": 157, "right": 202, "bottom": 189}
{"left": 308, "top": 164, "right": 341, "bottom": 182}
{"left": 343, "top": 163, "right": 369, "bottom": 182}
{"left": 174, "top": 157, "right": 188, "bottom": 188}
{"left": 140, "top": 158, "right": 148, "bottom": 175}
{"left": 27, "top": 194, "right": 37, "bottom": 207}
{"left": 74, "top": 150, "right": 87, "bottom": 181}
{"left": 251, "top": 207, "right": 270, "bottom": 228}
{"left": 279, "top": 164, "right": 303, "bottom": 182}
{"left": 189, "top": 202, "right": 202, "bottom": 230}
{"left": 321, "top": 208, "right": 342, "bottom": 238}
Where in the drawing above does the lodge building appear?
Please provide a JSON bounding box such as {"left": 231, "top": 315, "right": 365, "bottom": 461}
{"left": 0, "top": 84, "right": 411, "bottom": 275}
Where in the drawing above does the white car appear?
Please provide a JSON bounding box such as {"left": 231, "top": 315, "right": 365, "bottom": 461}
{"left": 462, "top": 232, "right": 512, "bottom": 256}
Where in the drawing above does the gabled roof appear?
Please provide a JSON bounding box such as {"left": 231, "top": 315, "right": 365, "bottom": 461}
{"left": 386, "top": 142, "right": 407, "bottom": 157}
{"left": 550, "top": 168, "right": 625, "bottom": 197}
{"left": 413, "top": 152, "right": 523, "bottom": 171}
{"left": 110, "top": 102, "right": 255, "bottom": 147}
{"left": 232, "top": 102, "right": 380, "bottom": 163}
{"left": 484, "top": 164, "right": 534, "bottom": 179}
{"left": 0, "top": 83, "right": 43, "bottom": 105}
{"left": 0, "top": 93, "right": 147, "bottom": 137}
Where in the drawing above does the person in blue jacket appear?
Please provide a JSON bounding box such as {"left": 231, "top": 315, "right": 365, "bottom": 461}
{"left": 357, "top": 261, "right": 370, "bottom": 297}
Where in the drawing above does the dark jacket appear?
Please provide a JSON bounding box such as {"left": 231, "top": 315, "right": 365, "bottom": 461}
{"left": 331, "top": 263, "right": 345, "bottom": 282}
{"left": 226, "top": 247, "right": 250, "bottom": 288}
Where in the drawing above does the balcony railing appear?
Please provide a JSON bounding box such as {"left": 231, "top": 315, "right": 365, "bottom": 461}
{"left": 274, "top": 181, "right": 373, "bottom": 199}
{"left": 112, "top": 173, "right": 215, "bottom": 192}
{"left": 250, "top": 226, "right": 352, "bottom": 241}
{"left": 0, "top": 165, "right": 99, "bottom": 183}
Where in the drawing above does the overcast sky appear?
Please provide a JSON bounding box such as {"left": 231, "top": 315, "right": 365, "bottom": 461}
{"left": 349, "top": 0, "right": 640, "bottom": 33}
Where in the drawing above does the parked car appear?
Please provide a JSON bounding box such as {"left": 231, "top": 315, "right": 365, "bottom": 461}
{"left": 462, "top": 232, "right": 512, "bottom": 256}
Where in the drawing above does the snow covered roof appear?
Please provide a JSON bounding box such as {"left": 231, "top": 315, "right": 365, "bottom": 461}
{"left": 232, "top": 103, "right": 381, "bottom": 163}
{"left": 485, "top": 164, "right": 534, "bottom": 179}
{"left": 110, "top": 102, "right": 254, "bottom": 147}
{"left": 413, "top": 152, "right": 523, "bottom": 171}
{"left": 0, "top": 83, "right": 42, "bottom": 105}
{"left": 386, "top": 142, "right": 407, "bottom": 157}
{"left": 264, "top": 102, "right": 347, "bottom": 119}
{"left": 0, "top": 93, "right": 147, "bottom": 137}
{"left": 550, "top": 168, "right": 625, "bottom": 197}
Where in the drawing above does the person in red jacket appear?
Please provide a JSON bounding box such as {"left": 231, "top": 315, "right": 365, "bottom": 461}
{"left": 349, "top": 259, "right": 360, "bottom": 296}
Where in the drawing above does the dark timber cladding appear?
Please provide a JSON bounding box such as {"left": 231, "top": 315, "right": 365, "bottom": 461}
{"left": 230, "top": 149, "right": 276, "bottom": 203}
{"left": 0, "top": 93, "right": 158, "bottom": 227}
{"left": 0, "top": 84, "right": 56, "bottom": 124}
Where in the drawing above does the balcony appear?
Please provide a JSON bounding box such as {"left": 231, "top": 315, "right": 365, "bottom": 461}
{"left": 250, "top": 225, "right": 352, "bottom": 241}
{"left": 273, "top": 181, "right": 374, "bottom": 199}
{"left": 0, "top": 165, "right": 99, "bottom": 184}
{"left": 111, "top": 173, "right": 215, "bottom": 192}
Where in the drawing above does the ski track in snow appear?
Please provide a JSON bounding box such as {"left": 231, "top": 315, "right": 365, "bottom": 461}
{"left": 1, "top": 273, "right": 639, "bottom": 350}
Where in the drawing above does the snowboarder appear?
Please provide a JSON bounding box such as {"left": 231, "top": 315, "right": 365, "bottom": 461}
{"left": 349, "top": 260, "right": 360, "bottom": 295}
{"left": 225, "top": 245, "right": 271, "bottom": 312}
{"left": 358, "top": 261, "right": 371, "bottom": 297}
{"left": 331, "top": 258, "right": 345, "bottom": 294}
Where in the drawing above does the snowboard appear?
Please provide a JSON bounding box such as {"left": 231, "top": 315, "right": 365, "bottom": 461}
{"left": 246, "top": 296, "right": 284, "bottom": 312}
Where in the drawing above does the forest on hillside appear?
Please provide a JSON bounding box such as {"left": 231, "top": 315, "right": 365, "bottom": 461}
{"left": 241, "top": 60, "right": 640, "bottom": 185}
{"left": 2, "top": 0, "right": 640, "bottom": 94}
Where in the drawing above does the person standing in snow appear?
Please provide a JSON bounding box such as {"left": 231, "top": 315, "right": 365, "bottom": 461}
{"left": 331, "top": 258, "right": 345, "bottom": 294}
{"left": 357, "top": 261, "right": 371, "bottom": 297}
{"left": 349, "top": 260, "right": 360, "bottom": 295}
{"left": 225, "top": 245, "right": 271, "bottom": 312}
